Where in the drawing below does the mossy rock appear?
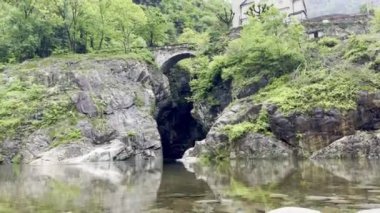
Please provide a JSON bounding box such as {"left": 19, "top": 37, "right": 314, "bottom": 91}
{"left": 11, "top": 153, "right": 22, "bottom": 164}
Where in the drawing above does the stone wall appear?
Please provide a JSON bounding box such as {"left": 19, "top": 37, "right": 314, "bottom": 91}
{"left": 303, "top": 14, "right": 370, "bottom": 39}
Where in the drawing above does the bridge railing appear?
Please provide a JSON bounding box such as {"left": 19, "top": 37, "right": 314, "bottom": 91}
{"left": 149, "top": 43, "right": 197, "bottom": 51}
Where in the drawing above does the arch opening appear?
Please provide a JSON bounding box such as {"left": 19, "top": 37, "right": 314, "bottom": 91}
{"left": 156, "top": 53, "right": 206, "bottom": 161}
{"left": 160, "top": 53, "right": 195, "bottom": 73}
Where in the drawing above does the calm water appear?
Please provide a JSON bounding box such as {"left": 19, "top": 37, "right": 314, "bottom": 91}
{"left": 1, "top": 160, "right": 380, "bottom": 213}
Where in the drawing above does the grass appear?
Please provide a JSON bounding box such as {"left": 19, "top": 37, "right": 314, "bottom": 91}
{"left": 253, "top": 66, "right": 380, "bottom": 114}
{"left": 11, "top": 154, "right": 22, "bottom": 164}
{"left": 223, "top": 108, "right": 271, "bottom": 142}
{"left": 0, "top": 77, "right": 46, "bottom": 139}
{"left": 224, "top": 122, "right": 255, "bottom": 142}
{"left": 0, "top": 62, "right": 81, "bottom": 144}
{"left": 49, "top": 127, "right": 82, "bottom": 148}
{"left": 318, "top": 37, "right": 340, "bottom": 48}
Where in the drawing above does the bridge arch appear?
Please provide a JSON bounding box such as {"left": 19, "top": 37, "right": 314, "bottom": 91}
{"left": 152, "top": 44, "right": 196, "bottom": 72}
{"left": 152, "top": 44, "right": 206, "bottom": 160}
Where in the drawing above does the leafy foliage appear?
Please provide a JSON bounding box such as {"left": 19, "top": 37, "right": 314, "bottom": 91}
{"left": 190, "top": 8, "right": 305, "bottom": 99}
{"left": 318, "top": 37, "right": 340, "bottom": 48}
{"left": 224, "top": 122, "right": 255, "bottom": 142}
{"left": 50, "top": 127, "right": 82, "bottom": 147}
{"left": 254, "top": 67, "right": 380, "bottom": 114}
{"left": 140, "top": 7, "right": 173, "bottom": 47}
{"left": 0, "top": 67, "right": 78, "bottom": 140}
{"left": 372, "top": 8, "right": 380, "bottom": 33}
{"left": 178, "top": 28, "right": 210, "bottom": 51}
{"left": 223, "top": 108, "right": 270, "bottom": 142}
{"left": 0, "top": 0, "right": 230, "bottom": 63}
{"left": 344, "top": 34, "right": 380, "bottom": 65}
{"left": 159, "top": 0, "right": 230, "bottom": 35}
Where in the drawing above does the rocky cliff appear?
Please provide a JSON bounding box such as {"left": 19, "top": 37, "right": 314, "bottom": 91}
{"left": 0, "top": 57, "right": 170, "bottom": 164}
{"left": 184, "top": 91, "right": 380, "bottom": 161}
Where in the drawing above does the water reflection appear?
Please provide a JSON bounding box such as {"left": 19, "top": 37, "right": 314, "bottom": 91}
{"left": 0, "top": 160, "right": 162, "bottom": 212}
{"left": 185, "top": 160, "right": 380, "bottom": 212}
{"left": 0, "top": 160, "right": 380, "bottom": 212}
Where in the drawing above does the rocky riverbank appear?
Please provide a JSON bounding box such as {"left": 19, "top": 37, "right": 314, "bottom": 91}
{"left": 0, "top": 56, "right": 170, "bottom": 164}
{"left": 184, "top": 91, "right": 380, "bottom": 161}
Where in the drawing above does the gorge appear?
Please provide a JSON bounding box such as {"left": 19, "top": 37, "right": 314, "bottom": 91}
{"left": 1, "top": 0, "right": 380, "bottom": 211}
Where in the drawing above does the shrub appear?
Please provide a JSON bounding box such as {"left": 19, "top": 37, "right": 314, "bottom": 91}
{"left": 344, "top": 35, "right": 380, "bottom": 64}
{"left": 254, "top": 67, "right": 380, "bottom": 114}
{"left": 190, "top": 8, "right": 305, "bottom": 99}
{"left": 372, "top": 8, "right": 380, "bottom": 33}
{"left": 50, "top": 127, "right": 82, "bottom": 148}
{"left": 318, "top": 37, "right": 340, "bottom": 48}
{"left": 224, "top": 122, "right": 255, "bottom": 142}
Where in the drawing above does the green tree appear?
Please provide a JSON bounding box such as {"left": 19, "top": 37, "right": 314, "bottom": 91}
{"left": 47, "top": 0, "right": 89, "bottom": 53}
{"left": 190, "top": 8, "right": 305, "bottom": 100}
{"left": 140, "top": 7, "right": 172, "bottom": 47}
{"left": 160, "top": 0, "right": 230, "bottom": 35}
{"left": 178, "top": 28, "right": 209, "bottom": 51}
{"left": 85, "top": 0, "right": 113, "bottom": 50}
{"left": 0, "top": 1, "right": 56, "bottom": 62}
{"left": 110, "top": 0, "right": 147, "bottom": 53}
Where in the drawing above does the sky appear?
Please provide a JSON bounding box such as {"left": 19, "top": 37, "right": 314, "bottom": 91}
{"left": 305, "top": 0, "right": 380, "bottom": 17}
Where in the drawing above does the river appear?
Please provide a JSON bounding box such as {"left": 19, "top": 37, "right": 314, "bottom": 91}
{"left": 0, "top": 160, "right": 380, "bottom": 212}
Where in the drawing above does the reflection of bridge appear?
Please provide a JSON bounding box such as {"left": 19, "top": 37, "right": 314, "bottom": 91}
{"left": 151, "top": 44, "right": 196, "bottom": 72}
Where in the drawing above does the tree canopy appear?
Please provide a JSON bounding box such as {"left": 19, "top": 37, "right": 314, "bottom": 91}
{"left": 0, "top": 0, "right": 231, "bottom": 63}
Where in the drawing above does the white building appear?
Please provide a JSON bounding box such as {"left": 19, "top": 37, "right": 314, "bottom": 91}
{"left": 232, "top": 0, "right": 307, "bottom": 28}
{"left": 232, "top": 0, "right": 380, "bottom": 28}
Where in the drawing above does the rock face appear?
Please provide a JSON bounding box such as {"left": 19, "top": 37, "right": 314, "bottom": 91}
{"left": 183, "top": 91, "right": 380, "bottom": 160}
{"left": 267, "top": 92, "right": 380, "bottom": 157}
{"left": 269, "top": 108, "right": 356, "bottom": 156}
{"left": 156, "top": 65, "right": 206, "bottom": 159}
{"left": 183, "top": 98, "right": 294, "bottom": 160}
{"left": 191, "top": 78, "right": 232, "bottom": 131}
{"left": 311, "top": 131, "right": 380, "bottom": 159}
{"left": 0, "top": 59, "right": 170, "bottom": 164}
{"left": 232, "top": 133, "right": 293, "bottom": 159}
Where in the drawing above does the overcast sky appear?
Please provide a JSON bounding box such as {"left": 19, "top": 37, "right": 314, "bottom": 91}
{"left": 306, "top": 0, "right": 380, "bottom": 17}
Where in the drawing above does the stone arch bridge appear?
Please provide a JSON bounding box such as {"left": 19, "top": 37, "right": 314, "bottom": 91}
{"left": 151, "top": 44, "right": 196, "bottom": 72}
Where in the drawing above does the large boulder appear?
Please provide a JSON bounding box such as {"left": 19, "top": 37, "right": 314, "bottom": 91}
{"left": 184, "top": 91, "right": 380, "bottom": 160}
{"left": 0, "top": 59, "right": 169, "bottom": 164}
{"left": 183, "top": 98, "right": 293, "bottom": 160}
{"left": 269, "top": 108, "right": 356, "bottom": 156}
{"left": 311, "top": 131, "right": 380, "bottom": 159}
{"left": 232, "top": 133, "right": 293, "bottom": 159}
